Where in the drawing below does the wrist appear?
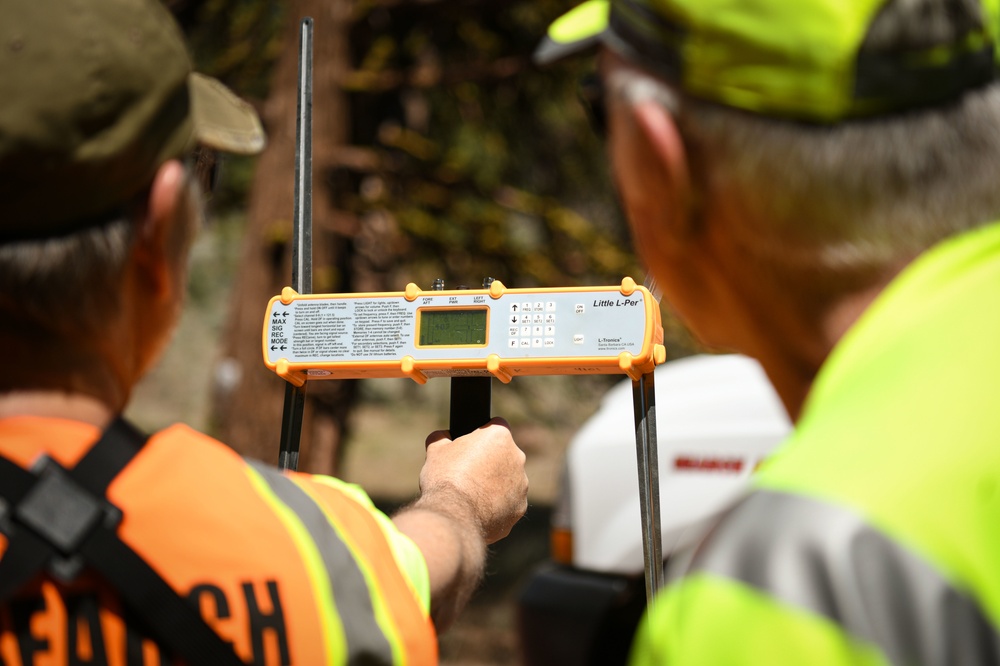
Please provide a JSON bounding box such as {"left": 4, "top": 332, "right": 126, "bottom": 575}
{"left": 394, "top": 483, "right": 488, "bottom": 629}
{"left": 413, "top": 482, "right": 485, "bottom": 541}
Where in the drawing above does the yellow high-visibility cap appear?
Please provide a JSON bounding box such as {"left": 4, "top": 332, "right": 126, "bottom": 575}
{"left": 535, "top": 0, "right": 1000, "bottom": 123}
{"left": 535, "top": 0, "right": 611, "bottom": 64}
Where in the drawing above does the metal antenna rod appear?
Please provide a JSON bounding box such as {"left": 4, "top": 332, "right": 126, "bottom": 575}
{"left": 278, "top": 17, "right": 314, "bottom": 472}
{"left": 633, "top": 370, "right": 663, "bottom": 603}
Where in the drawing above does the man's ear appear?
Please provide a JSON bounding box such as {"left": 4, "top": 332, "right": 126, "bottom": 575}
{"left": 133, "top": 159, "right": 186, "bottom": 301}
{"left": 631, "top": 99, "right": 692, "bottom": 236}
{"left": 610, "top": 95, "right": 695, "bottom": 270}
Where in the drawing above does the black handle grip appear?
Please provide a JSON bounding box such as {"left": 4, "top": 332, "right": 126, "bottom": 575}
{"left": 449, "top": 377, "right": 492, "bottom": 439}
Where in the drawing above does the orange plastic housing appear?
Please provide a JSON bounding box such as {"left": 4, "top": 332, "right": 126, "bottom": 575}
{"left": 262, "top": 278, "right": 666, "bottom": 387}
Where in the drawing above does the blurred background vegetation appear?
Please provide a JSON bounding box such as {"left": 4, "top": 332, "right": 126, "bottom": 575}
{"left": 126, "top": 2, "right": 705, "bottom": 661}
{"left": 134, "top": 0, "right": 699, "bottom": 479}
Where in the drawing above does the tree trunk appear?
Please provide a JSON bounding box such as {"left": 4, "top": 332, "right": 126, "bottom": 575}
{"left": 212, "top": 0, "right": 357, "bottom": 474}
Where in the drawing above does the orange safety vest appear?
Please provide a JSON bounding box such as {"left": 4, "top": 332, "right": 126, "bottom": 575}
{"left": 0, "top": 416, "right": 437, "bottom": 665}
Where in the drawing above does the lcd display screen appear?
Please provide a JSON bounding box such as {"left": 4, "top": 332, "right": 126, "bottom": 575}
{"left": 418, "top": 309, "right": 488, "bottom": 346}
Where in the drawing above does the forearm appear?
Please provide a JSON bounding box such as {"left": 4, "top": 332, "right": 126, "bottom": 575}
{"left": 394, "top": 419, "right": 528, "bottom": 631}
{"left": 392, "top": 485, "right": 488, "bottom": 631}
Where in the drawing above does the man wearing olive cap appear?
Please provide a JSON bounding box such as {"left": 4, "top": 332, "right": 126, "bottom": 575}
{"left": 538, "top": 0, "right": 1000, "bottom": 662}
{"left": 0, "top": 0, "right": 528, "bottom": 663}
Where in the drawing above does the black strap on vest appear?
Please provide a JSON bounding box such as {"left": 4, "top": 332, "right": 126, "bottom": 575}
{"left": 0, "top": 417, "right": 246, "bottom": 665}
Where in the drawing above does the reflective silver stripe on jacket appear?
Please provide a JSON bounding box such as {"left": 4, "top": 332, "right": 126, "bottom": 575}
{"left": 247, "top": 460, "right": 394, "bottom": 665}
{"left": 690, "top": 489, "right": 1000, "bottom": 665}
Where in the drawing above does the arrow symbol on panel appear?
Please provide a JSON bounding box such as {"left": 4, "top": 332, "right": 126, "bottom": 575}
{"left": 271, "top": 345, "right": 277, "bottom": 351}
{"left": 281, "top": 345, "right": 287, "bottom": 351}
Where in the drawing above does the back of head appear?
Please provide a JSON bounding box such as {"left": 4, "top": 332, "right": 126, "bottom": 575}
{"left": 0, "top": 0, "right": 265, "bottom": 372}
{"left": 538, "top": 0, "right": 1000, "bottom": 286}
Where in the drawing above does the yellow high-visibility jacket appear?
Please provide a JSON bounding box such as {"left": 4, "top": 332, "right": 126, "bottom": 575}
{"left": 632, "top": 221, "right": 1000, "bottom": 665}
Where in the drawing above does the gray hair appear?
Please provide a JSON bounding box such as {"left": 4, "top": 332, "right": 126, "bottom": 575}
{"left": 0, "top": 216, "right": 137, "bottom": 340}
{"left": 607, "top": 0, "right": 1000, "bottom": 285}
{"left": 0, "top": 169, "right": 202, "bottom": 342}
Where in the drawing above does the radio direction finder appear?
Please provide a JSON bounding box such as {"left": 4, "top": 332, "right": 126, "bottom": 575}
{"left": 263, "top": 277, "right": 666, "bottom": 386}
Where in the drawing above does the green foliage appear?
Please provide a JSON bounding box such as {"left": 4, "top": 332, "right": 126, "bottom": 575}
{"left": 183, "top": 0, "right": 285, "bottom": 98}
{"left": 169, "top": 0, "right": 284, "bottom": 213}
{"left": 173, "top": 0, "right": 700, "bottom": 359}
{"left": 344, "top": 0, "right": 643, "bottom": 291}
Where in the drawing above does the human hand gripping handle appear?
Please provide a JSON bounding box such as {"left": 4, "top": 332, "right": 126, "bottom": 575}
{"left": 391, "top": 418, "right": 528, "bottom": 630}
{"left": 421, "top": 417, "right": 528, "bottom": 543}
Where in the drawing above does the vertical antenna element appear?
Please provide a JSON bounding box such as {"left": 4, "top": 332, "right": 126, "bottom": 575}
{"left": 292, "top": 17, "right": 313, "bottom": 296}
{"left": 278, "top": 17, "right": 314, "bottom": 472}
{"left": 633, "top": 371, "right": 663, "bottom": 603}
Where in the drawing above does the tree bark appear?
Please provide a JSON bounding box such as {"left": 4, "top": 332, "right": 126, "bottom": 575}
{"left": 212, "top": 0, "right": 357, "bottom": 474}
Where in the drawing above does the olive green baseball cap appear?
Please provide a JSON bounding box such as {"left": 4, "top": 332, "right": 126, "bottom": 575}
{"left": 535, "top": 0, "right": 1000, "bottom": 122}
{"left": 0, "top": 0, "right": 266, "bottom": 241}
